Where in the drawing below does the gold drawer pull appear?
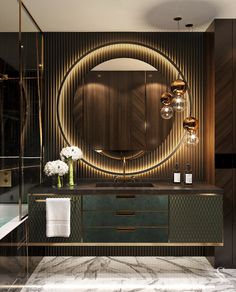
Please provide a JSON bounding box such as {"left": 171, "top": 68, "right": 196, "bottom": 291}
{"left": 115, "top": 227, "right": 136, "bottom": 232}
{"left": 116, "top": 195, "right": 136, "bottom": 199}
{"left": 116, "top": 211, "right": 135, "bottom": 216}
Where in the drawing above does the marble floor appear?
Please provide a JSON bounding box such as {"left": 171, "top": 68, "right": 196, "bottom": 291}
{"left": 1, "top": 257, "right": 236, "bottom": 292}
{"left": 0, "top": 257, "right": 41, "bottom": 292}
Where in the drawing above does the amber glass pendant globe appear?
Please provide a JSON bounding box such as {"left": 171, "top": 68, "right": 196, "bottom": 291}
{"left": 171, "top": 78, "right": 187, "bottom": 95}
{"left": 160, "top": 105, "right": 174, "bottom": 119}
{"left": 160, "top": 92, "right": 173, "bottom": 106}
{"left": 183, "top": 116, "right": 199, "bottom": 132}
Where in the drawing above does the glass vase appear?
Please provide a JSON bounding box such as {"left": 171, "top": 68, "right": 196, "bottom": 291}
{"left": 51, "top": 175, "right": 57, "bottom": 188}
{"left": 57, "top": 175, "right": 62, "bottom": 188}
{"left": 68, "top": 159, "right": 74, "bottom": 187}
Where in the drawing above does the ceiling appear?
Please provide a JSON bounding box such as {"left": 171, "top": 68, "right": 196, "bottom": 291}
{"left": 1, "top": 0, "right": 236, "bottom": 32}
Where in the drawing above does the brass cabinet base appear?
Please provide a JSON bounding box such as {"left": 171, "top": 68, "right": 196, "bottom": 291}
{"left": 28, "top": 242, "right": 224, "bottom": 247}
{"left": 0, "top": 242, "right": 223, "bottom": 247}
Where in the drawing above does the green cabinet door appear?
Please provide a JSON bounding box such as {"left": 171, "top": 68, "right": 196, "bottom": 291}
{"left": 83, "top": 195, "right": 168, "bottom": 211}
{"left": 83, "top": 211, "right": 168, "bottom": 227}
{"left": 28, "top": 194, "right": 82, "bottom": 243}
{"left": 83, "top": 227, "right": 168, "bottom": 243}
{"left": 169, "top": 195, "right": 223, "bottom": 243}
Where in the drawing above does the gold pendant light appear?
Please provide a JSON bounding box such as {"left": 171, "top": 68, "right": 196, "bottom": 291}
{"left": 183, "top": 116, "right": 199, "bottom": 146}
{"left": 170, "top": 17, "right": 188, "bottom": 112}
{"left": 160, "top": 17, "right": 188, "bottom": 118}
{"left": 160, "top": 19, "right": 199, "bottom": 146}
{"left": 160, "top": 92, "right": 174, "bottom": 119}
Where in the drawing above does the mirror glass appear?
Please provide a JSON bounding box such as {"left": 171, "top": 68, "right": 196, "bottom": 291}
{"left": 0, "top": 0, "right": 20, "bottom": 225}
{"left": 73, "top": 58, "right": 173, "bottom": 158}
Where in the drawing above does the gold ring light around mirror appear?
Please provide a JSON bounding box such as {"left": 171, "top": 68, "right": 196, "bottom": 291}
{"left": 56, "top": 42, "right": 191, "bottom": 176}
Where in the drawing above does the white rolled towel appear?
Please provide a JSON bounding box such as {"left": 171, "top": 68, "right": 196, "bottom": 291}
{"left": 46, "top": 198, "right": 71, "bottom": 237}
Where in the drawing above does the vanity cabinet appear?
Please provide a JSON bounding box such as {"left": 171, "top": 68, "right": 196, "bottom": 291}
{"left": 83, "top": 194, "right": 168, "bottom": 243}
{"left": 28, "top": 183, "right": 223, "bottom": 246}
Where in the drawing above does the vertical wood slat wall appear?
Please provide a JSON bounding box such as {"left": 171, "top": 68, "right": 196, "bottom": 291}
{"left": 44, "top": 32, "right": 204, "bottom": 179}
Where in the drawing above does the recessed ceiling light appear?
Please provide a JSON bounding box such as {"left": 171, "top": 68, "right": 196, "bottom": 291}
{"left": 173, "top": 17, "right": 182, "bottom": 22}
{"left": 185, "top": 24, "right": 193, "bottom": 28}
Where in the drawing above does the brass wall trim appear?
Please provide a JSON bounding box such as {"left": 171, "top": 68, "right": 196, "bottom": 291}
{"left": 0, "top": 242, "right": 224, "bottom": 247}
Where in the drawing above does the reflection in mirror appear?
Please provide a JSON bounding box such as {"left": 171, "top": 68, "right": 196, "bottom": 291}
{"left": 0, "top": 0, "right": 21, "bottom": 225}
{"left": 73, "top": 58, "right": 173, "bottom": 157}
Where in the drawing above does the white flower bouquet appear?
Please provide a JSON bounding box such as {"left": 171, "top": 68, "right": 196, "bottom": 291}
{"left": 44, "top": 160, "right": 69, "bottom": 188}
{"left": 60, "top": 146, "right": 83, "bottom": 187}
{"left": 60, "top": 146, "right": 83, "bottom": 161}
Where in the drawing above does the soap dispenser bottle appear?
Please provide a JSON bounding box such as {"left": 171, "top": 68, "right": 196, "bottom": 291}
{"left": 184, "top": 163, "right": 192, "bottom": 185}
{"left": 173, "top": 162, "right": 181, "bottom": 184}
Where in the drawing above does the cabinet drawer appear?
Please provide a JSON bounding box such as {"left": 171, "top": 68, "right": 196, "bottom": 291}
{"left": 83, "top": 227, "right": 168, "bottom": 242}
{"left": 83, "top": 195, "right": 168, "bottom": 211}
{"left": 83, "top": 211, "right": 168, "bottom": 227}
{"left": 28, "top": 195, "right": 82, "bottom": 243}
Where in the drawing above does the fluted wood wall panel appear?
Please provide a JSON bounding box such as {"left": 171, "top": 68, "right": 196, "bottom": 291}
{"left": 44, "top": 32, "right": 204, "bottom": 179}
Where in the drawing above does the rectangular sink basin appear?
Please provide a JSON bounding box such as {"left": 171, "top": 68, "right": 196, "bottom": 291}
{"left": 96, "top": 182, "right": 154, "bottom": 188}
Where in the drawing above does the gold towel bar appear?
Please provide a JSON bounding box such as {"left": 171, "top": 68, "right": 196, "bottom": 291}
{"left": 35, "top": 198, "right": 73, "bottom": 203}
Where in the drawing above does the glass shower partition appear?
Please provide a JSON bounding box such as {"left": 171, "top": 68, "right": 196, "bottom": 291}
{"left": 0, "top": 0, "right": 21, "bottom": 230}
{"left": 0, "top": 0, "right": 43, "bottom": 233}
{"left": 19, "top": 2, "right": 43, "bottom": 219}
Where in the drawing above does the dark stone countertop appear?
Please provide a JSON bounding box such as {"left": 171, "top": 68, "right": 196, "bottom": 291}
{"left": 28, "top": 180, "right": 223, "bottom": 195}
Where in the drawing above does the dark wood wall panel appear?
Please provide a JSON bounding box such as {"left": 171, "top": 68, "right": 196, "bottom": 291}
{"left": 75, "top": 71, "right": 171, "bottom": 150}
{"left": 82, "top": 71, "right": 147, "bottom": 150}
{"left": 44, "top": 32, "right": 204, "bottom": 179}
{"left": 215, "top": 169, "right": 234, "bottom": 267}
{"left": 233, "top": 20, "right": 236, "bottom": 267}
{"left": 207, "top": 19, "right": 236, "bottom": 268}
{"left": 203, "top": 23, "right": 215, "bottom": 184}
{"left": 215, "top": 21, "right": 234, "bottom": 153}
{"left": 233, "top": 169, "right": 236, "bottom": 266}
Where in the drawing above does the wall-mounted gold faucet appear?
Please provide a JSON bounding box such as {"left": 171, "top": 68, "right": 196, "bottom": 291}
{"left": 113, "top": 158, "right": 136, "bottom": 184}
